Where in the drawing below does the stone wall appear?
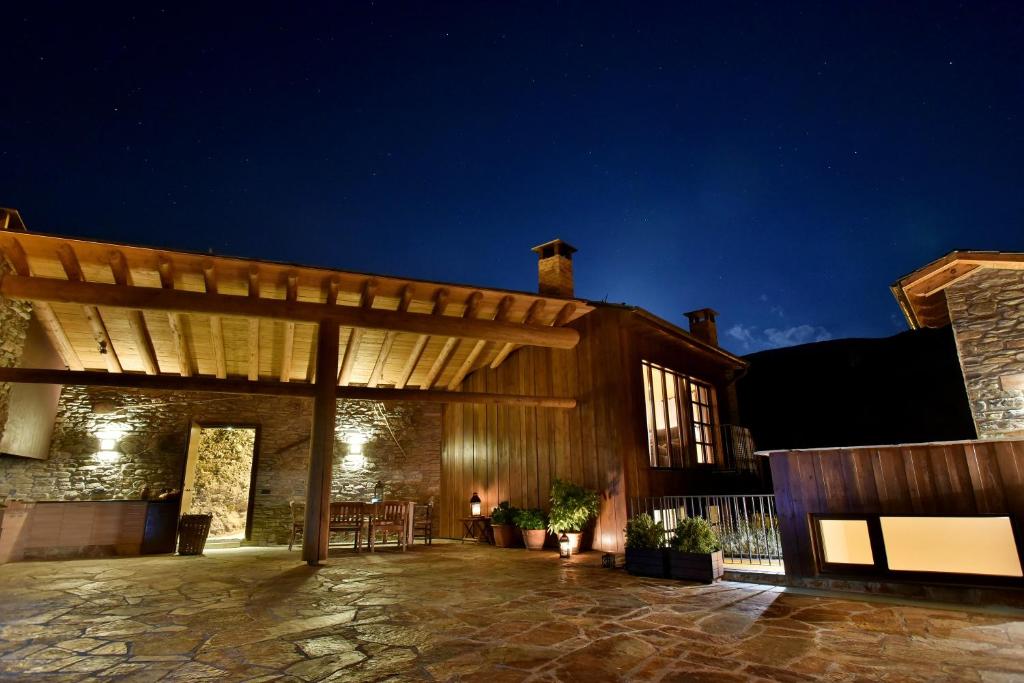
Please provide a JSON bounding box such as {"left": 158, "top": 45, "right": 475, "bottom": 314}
{"left": 0, "top": 386, "right": 442, "bottom": 544}
{"left": 947, "top": 268, "right": 1024, "bottom": 438}
{"left": 0, "top": 254, "right": 33, "bottom": 449}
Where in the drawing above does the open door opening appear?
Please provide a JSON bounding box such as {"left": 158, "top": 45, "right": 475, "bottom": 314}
{"left": 180, "top": 423, "right": 259, "bottom": 543}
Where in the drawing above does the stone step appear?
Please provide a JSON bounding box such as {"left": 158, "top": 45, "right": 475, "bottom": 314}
{"left": 205, "top": 539, "right": 242, "bottom": 549}
{"left": 723, "top": 568, "right": 786, "bottom": 586}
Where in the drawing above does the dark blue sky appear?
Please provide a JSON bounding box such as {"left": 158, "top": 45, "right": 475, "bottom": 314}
{"left": 3, "top": 2, "right": 1022, "bottom": 353}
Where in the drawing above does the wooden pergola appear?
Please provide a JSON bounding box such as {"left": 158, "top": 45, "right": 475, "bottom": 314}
{"left": 0, "top": 214, "right": 590, "bottom": 564}
{"left": 891, "top": 250, "right": 1024, "bottom": 329}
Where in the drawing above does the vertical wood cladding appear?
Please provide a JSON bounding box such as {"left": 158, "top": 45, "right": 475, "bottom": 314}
{"left": 439, "top": 307, "right": 741, "bottom": 552}
{"left": 769, "top": 439, "right": 1024, "bottom": 581}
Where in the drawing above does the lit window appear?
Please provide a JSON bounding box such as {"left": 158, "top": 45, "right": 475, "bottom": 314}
{"left": 880, "top": 516, "right": 1023, "bottom": 577}
{"left": 818, "top": 518, "right": 874, "bottom": 565}
{"left": 641, "top": 361, "right": 719, "bottom": 468}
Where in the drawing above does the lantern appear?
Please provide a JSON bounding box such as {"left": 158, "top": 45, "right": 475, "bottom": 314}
{"left": 372, "top": 481, "right": 384, "bottom": 504}
{"left": 559, "top": 532, "right": 571, "bottom": 559}
{"left": 470, "top": 492, "right": 481, "bottom": 517}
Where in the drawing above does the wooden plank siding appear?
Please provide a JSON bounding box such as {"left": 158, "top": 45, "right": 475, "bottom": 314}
{"left": 439, "top": 307, "right": 744, "bottom": 553}
{"left": 768, "top": 439, "right": 1024, "bottom": 581}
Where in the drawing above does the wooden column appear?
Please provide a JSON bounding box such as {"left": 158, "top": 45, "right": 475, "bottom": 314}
{"left": 303, "top": 319, "right": 340, "bottom": 565}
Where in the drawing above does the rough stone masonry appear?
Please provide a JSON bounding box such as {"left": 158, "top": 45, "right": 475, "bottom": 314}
{"left": 946, "top": 268, "right": 1024, "bottom": 438}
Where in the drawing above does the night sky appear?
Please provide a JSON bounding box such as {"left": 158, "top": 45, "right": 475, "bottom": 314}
{"left": 3, "top": 3, "right": 1022, "bottom": 354}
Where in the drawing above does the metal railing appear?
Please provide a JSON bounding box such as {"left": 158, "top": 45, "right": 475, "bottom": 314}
{"left": 629, "top": 494, "right": 783, "bottom": 567}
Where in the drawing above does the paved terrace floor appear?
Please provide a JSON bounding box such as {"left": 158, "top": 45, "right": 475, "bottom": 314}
{"left": 2, "top": 544, "right": 1024, "bottom": 682}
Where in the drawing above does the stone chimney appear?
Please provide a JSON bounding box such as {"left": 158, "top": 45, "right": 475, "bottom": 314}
{"left": 685, "top": 308, "right": 719, "bottom": 346}
{"left": 531, "top": 239, "right": 577, "bottom": 297}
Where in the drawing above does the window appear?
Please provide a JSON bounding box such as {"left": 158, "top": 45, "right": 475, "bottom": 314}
{"left": 817, "top": 518, "right": 874, "bottom": 565}
{"left": 880, "top": 516, "right": 1022, "bottom": 577}
{"left": 641, "top": 361, "right": 719, "bottom": 468}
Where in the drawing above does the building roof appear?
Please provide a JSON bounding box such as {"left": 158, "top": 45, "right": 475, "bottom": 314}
{"left": 891, "top": 250, "right": 1024, "bottom": 329}
{"left": 0, "top": 211, "right": 592, "bottom": 395}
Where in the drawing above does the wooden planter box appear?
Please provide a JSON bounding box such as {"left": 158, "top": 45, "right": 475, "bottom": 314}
{"left": 625, "top": 547, "right": 668, "bottom": 578}
{"left": 668, "top": 549, "right": 724, "bottom": 583}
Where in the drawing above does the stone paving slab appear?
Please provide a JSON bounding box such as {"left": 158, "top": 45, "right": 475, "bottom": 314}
{"left": 1, "top": 544, "right": 1024, "bottom": 681}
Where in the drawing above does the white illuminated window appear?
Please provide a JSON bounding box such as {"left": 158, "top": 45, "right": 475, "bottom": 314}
{"left": 818, "top": 518, "right": 874, "bottom": 565}
{"left": 880, "top": 516, "right": 1023, "bottom": 577}
{"left": 642, "top": 361, "right": 719, "bottom": 468}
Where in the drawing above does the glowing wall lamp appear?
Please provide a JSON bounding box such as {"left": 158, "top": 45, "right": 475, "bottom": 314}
{"left": 94, "top": 426, "right": 126, "bottom": 462}
{"left": 343, "top": 433, "right": 368, "bottom": 471}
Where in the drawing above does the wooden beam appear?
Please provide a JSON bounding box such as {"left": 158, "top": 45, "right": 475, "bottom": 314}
{"left": 308, "top": 276, "right": 342, "bottom": 384}
{"left": 304, "top": 319, "right": 340, "bottom": 565}
{"left": 490, "top": 299, "right": 547, "bottom": 369}
{"left": 247, "top": 266, "right": 260, "bottom": 381}
{"left": 0, "top": 275, "right": 581, "bottom": 349}
{"left": 0, "top": 367, "right": 316, "bottom": 398}
{"left": 280, "top": 271, "right": 298, "bottom": 382}
{"left": 158, "top": 255, "right": 193, "bottom": 377}
{"left": 422, "top": 291, "right": 482, "bottom": 389}
{"left": 110, "top": 250, "right": 159, "bottom": 375}
{"left": 395, "top": 289, "right": 449, "bottom": 389}
{"left": 447, "top": 295, "right": 514, "bottom": 390}
{"left": 57, "top": 243, "right": 122, "bottom": 373}
{"left": 366, "top": 284, "right": 413, "bottom": 387}
{"left": 338, "top": 278, "right": 378, "bottom": 386}
{"left": 203, "top": 260, "right": 228, "bottom": 379}
{"left": 0, "top": 239, "right": 83, "bottom": 371}
{"left": 0, "top": 367, "right": 575, "bottom": 408}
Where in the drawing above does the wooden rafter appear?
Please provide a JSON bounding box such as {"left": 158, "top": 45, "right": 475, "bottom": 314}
{"left": 338, "top": 278, "right": 378, "bottom": 386}
{"left": 280, "top": 271, "right": 299, "bottom": 382}
{"left": 202, "top": 260, "right": 228, "bottom": 379}
{"left": 110, "top": 250, "right": 159, "bottom": 375}
{"left": 447, "top": 295, "right": 514, "bottom": 390}
{"left": 157, "top": 255, "right": 193, "bottom": 377}
{"left": 0, "top": 239, "right": 84, "bottom": 371}
{"left": 247, "top": 265, "right": 260, "bottom": 381}
{"left": 490, "top": 299, "right": 547, "bottom": 370}
{"left": 395, "top": 289, "right": 449, "bottom": 389}
{"left": 0, "top": 367, "right": 576, "bottom": 408}
{"left": 56, "top": 243, "right": 122, "bottom": 373}
{"left": 366, "top": 284, "right": 414, "bottom": 387}
{"left": 422, "top": 291, "right": 483, "bottom": 390}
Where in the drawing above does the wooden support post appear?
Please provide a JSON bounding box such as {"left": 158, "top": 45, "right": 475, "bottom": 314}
{"left": 303, "top": 319, "right": 340, "bottom": 565}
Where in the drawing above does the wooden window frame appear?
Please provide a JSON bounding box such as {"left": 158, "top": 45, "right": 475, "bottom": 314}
{"left": 641, "top": 360, "right": 719, "bottom": 470}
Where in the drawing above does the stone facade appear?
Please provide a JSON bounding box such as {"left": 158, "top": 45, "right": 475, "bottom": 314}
{"left": 0, "top": 385, "right": 442, "bottom": 545}
{"left": 947, "top": 268, "right": 1024, "bottom": 438}
{"left": 0, "top": 254, "right": 32, "bottom": 449}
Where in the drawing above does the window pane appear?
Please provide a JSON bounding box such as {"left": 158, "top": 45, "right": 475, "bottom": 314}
{"left": 642, "top": 363, "right": 657, "bottom": 467}
{"left": 665, "top": 370, "right": 682, "bottom": 467}
{"left": 650, "top": 366, "right": 669, "bottom": 467}
{"left": 880, "top": 516, "right": 1023, "bottom": 577}
{"left": 818, "top": 519, "right": 874, "bottom": 565}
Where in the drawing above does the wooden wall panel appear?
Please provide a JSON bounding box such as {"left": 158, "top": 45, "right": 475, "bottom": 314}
{"left": 769, "top": 439, "right": 1024, "bottom": 581}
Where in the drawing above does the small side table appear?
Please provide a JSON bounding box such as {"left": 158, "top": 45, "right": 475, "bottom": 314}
{"left": 460, "top": 516, "right": 493, "bottom": 544}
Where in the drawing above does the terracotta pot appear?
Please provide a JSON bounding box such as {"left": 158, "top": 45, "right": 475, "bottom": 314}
{"left": 522, "top": 529, "right": 546, "bottom": 550}
{"left": 492, "top": 524, "right": 519, "bottom": 548}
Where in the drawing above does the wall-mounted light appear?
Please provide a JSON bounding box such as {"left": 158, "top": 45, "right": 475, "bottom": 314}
{"left": 93, "top": 425, "right": 127, "bottom": 463}
{"left": 343, "top": 432, "right": 368, "bottom": 470}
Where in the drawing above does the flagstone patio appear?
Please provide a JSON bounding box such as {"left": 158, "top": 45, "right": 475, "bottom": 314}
{"left": 2, "top": 544, "right": 1023, "bottom": 682}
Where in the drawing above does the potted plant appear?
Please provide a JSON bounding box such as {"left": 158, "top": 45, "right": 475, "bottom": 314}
{"left": 515, "top": 508, "right": 547, "bottom": 550}
{"left": 668, "top": 516, "right": 724, "bottom": 583}
{"left": 490, "top": 501, "right": 520, "bottom": 548}
{"left": 547, "top": 479, "right": 601, "bottom": 554}
{"left": 624, "top": 514, "right": 668, "bottom": 577}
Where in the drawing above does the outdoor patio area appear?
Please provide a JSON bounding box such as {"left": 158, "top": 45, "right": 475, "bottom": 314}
{"left": 2, "top": 544, "right": 1024, "bottom": 681}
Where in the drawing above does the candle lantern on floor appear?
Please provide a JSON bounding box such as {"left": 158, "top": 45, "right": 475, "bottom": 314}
{"left": 559, "top": 532, "right": 571, "bottom": 559}
{"left": 372, "top": 481, "right": 384, "bottom": 504}
{"left": 470, "top": 492, "right": 481, "bottom": 517}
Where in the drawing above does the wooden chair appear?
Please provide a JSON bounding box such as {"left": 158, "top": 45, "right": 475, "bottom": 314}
{"left": 329, "top": 501, "right": 366, "bottom": 552}
{"left": 367, "top": 500, "right": 409, "bottom": 552}
{"left": 288, "top": 500, "right": 304, "bottom": 551}
{"left": 413, "top": 502, "right": 433, "bottom": 545}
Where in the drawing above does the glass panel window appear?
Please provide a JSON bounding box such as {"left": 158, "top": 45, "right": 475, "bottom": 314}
{"left": 641, "top": 361, "right": 718, "bottom": 468}
{"left": 880, "top": 516, "right": 1023, "bottom": 577}
{"left": 818, "top": 519, "right": 874, "bottom": 565}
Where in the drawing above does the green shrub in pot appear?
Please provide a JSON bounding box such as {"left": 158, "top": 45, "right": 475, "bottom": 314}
{"left": 514, "top": 508, "right": 547, "bottom": 550}
{"left": 546, "top": 479, "right": 601, "bottom": 553}
{"left": 624, "top": 514, "right": 668, "bottom": 577}
{"left": 668, "top": 517, "right": 724, "bottom": 583}
{"left": 490, "top": 501, "right": 520, "bottom": 548}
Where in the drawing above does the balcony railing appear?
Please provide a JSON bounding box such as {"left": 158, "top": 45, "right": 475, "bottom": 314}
{"left": 629, "top": 494, "right": 783, "bottom": 568}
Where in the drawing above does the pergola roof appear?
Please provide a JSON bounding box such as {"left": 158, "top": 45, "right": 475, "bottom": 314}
{"left": 891, "top": 250, "right": 1024, "bottom": 329}
{"left": 0, "top": 222, "right": 591, "bottom": 397}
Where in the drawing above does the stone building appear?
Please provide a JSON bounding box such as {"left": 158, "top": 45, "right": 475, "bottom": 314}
{"left": 892, "top": 251, "right": 1024, "bottom": 439}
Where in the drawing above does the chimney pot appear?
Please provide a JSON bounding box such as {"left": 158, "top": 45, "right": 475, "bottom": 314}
{"left": 685, "top": 308, "right": 719, "bottom": 346}
{"left": 531, "top": 239, "right": 577, "bottom": 297}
